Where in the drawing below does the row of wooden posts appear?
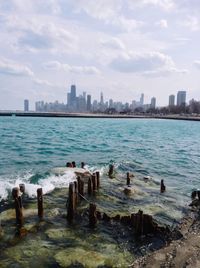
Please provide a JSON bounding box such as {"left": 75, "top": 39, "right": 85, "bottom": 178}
{"left": 12, "top": 184, "right": 44, "bottom": 227}
{"left": 11, "top": 165, "right": 166, "bottom": 235}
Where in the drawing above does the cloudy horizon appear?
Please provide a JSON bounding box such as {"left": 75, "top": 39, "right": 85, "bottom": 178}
{"left": 0, "top": 0, "right": 200, "bottom": 110}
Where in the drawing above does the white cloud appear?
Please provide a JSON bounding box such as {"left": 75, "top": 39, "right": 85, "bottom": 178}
{"left": 194, "top": 60, "right": 200, "bottom": 69}
{"left": 43, "top": 61, "right": 62, "bottom": 70}
{"left": 181, "top": 16, "right": 200, "bottom": 31}
{"left": 0, "top": 57, "right": 34, "bottom": 77}
{"left": 128, "top": 0, "right": 175, "bottom": 10}
{"left": 44, "top": 61, "right": 100, "bottom": 75}
{"left": 4, "top": 15, "right": 78, "bottom": 53}
{"left": 72, "top": 0, "right": 143, "bottom": 32}
{"left": 33, "top": 78, "right": 55, "bottom": 87}
{"left": 73, "top": 0, "right": 122, "bottom": 20}
{"left": 110, "top": 51, "right": 187, "bottom": 76}
{"left": 100, "top": 37, "right": 125, "bottom": 50}
{"left": 156, "top": 19, "right": 168, "bottom": 28}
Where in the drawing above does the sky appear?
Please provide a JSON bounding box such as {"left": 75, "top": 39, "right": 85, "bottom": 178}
{"left": 0, "top": 0, "right": 200, "bottom": 110}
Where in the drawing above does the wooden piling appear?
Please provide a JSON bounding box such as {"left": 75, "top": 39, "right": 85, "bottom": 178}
{"left": 96, "top": 171, "right": 100, "bottom": 189}
{"left": 108, "top": 164, "right": 114, "bottom": 178}
{"left": 19, "top": 183, "right": 25, "bottom": 194}
{"left": 89, "top": 203, "right": 97, "bottom": 227}
{"left": 77, "top": 176, "right": 84, "bottom": 199}
{"left": 136, "top": 210, "right": 143, "bottom": 236}
{"left": 92, "top": 174, "right": 97, "bottom": 191}
{"left": 74, "top": 181, "right": 78, "bottom": 204}
{"left": 12, "top": 187, "right": 23, "bottom": 226}
{"left": 67, "top": 182, "right": 76, "bottom": 223}
{"left": 37, "top": 188, "right": 43, "bottom": 219}
{"left": 126, "top": 172, "right": 130, "bottom": 186}
{"left": 197, "top": 190, "right": 200, "bottom": 200}
{"left": 81, "top": 162, "right": 85, "bottom": 169}
{"left": 191, "top": 191, "right": 197, "bottom": 199}
{"left": 160, "top": 179, "right": 166, "bottom": 193}
{"left": 88, "top": 177, "right": 93, "bottom": 195}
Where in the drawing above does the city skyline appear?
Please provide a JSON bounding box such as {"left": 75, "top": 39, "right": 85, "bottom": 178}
{"left": 33, "top": 84, "right": 190, "bottom": 113}
{"left": 0, "top": 1, "right": 200, "bottom": 110}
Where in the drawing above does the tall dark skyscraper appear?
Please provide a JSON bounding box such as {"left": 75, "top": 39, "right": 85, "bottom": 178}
{"left": 100, "top": 92, "right": 104, "bottom": 104}
{"left": 87, "top": 94, "right": 91, "bottom": 111}
{"left": 71, "top": 85, "right": 76, "bottom": 102}
{"left": 169, "top": 95, "right": 175, "bottom": 106}
{"left": 24, "top": 99, "right": 29, "bottom": 112}
{"left": 177, "top": 91, "right": 186, "bottom": 106}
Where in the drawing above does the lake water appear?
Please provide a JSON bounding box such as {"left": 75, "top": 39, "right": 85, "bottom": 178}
{"left": 0, "top": 116, "right": 200, "bottom": 219}
{"left": 0, "top": 116, "right": 200, "bottom": 267}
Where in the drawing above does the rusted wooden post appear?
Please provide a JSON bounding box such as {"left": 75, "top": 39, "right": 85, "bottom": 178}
{"left": 67, "top": 183, "right": 76, "bottom": 223}
{"left": 74, "top": 181, "right": 78, "bottom": 205}
{"left": 197, "top": 190, "right": 200, "bottom": 200}
{"left": 96, "top": 171, "right": 100, "bottom": 189}
{"left": 37, "top": 188, "right": 43, "bottom": 219}
{"left": 77, "top": 176, "right": 84, "bottom": 199}
{"left": 126, "top": 172, "right": 130, "bottom": 186}
{"left": 136, "top": 210, "right": 143, "bottom": 236}
{"left": 92, "top": 174, "right": 97, "bottom": 191}
{"left": 89, "top": 203, "right": 97, "bottom": 227}
{"left": 81, "top": 162, "right": 85, "bottom": 169}
{"left": 12, "top": 187, "right": 23, "bottom": 226}
{"left": 72, "top": 161, "right": 76, "bottom": 168}
{"left": 19, "top": 183, "right": 25, "bottom": 194}
{"left": 88, "top": 177, "right": 93, "bottom": 195}
{"left": 160, "top": 179, "right": 166, "bottom": 193}
{"left": 108, "top": 164, "right": 114, "bottom": 178}
{"left": 191, "top": 191, "right": 197, "bottom": 199}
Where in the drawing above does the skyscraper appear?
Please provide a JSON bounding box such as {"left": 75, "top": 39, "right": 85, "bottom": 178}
{"left": 87, "top": 95, "right": 91, "bottom": 111}
{"left": 100, "top": 92, "right": 104, "bottom": 104}
{"left": 169, "top": 95, "right": 175, "bottom": 106}
{"left": 177, "top": 91, "right": 186, "bottom": 106}
{"left": 24, "top": 99, "right": 29, "bottom": 112}
{"left": 150, "top": 97, "right": 156, "bottom": 109}
{"left": 140, "top": 93, "right": 144, "bottom": 106}
{"left": 71, "top": 85, "right": 76, "bottom": 102}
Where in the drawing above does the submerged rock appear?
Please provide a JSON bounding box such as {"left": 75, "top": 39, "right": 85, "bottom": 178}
{"left": 55, "top": 248, "right": 105, "bottom": 267}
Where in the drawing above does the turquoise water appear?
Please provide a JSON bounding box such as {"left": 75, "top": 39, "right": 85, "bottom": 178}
{"left": 0, "top": 116, "right": 200, "bottom": 222}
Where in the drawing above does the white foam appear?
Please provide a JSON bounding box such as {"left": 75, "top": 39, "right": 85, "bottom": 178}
{"left": 0, "top": 170, "right": 76, "bottom": 201}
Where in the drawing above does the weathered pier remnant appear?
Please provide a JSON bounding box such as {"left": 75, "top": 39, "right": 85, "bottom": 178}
{"left": 81, "top": 162, "right": 85, "bottom": 169}
{"left": 67, "top": 182, "right": 76, "bottom": 223}
{"left": 12, "top": 187, "right": 23, "bottom": 226}
{"left": 160, "top": 179, "right": 166, "bottom": 193}
{"left": 191, "top": 190, "right": 197, "bottom": 199}
{"left": 92, "top": 173, "right": 97, "bottom": 192}
{"left": 77, "top": 176, "right": 84, "bottom": 199}
{"left": 19, "top": 183, "right": 25, "bottom": 194}
{"left": 96, "top": 171, "right": 100, "bottom": 189}
{"left": 37, "top": 188, "right": 43, "bottom": 219}
{"left": 126, "top": 172, "right": 130, "bottom": 186}
{"left": 197, "top": 190, "right": 200, "bottom": 200}
{"left": 108, "top": 164, "right": 114, "bottom": 178}
{"left": 74, "top": 181, "right": 78, "bottom": 204}
{"left": 88, "top": 177, "right": 93, "bottom": 195}
{"left": 89, "top": 203, "right": 97, "bottom": 227}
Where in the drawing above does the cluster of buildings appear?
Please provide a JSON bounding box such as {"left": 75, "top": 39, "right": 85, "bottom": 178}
{"left": 24, "top": 85, "right": 189, "bottom": 114}
{"left": 168, "top": 91, "right": 186, "bottom": 107}
{"left": 33, "top": 85, "right": 157, "bottom": 113}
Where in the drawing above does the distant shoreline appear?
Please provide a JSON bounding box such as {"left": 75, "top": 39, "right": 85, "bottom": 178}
{"left": 0, "top": 111, "right": 200, "bottom": 121}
